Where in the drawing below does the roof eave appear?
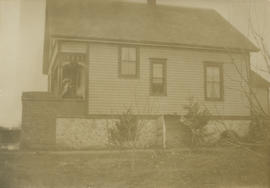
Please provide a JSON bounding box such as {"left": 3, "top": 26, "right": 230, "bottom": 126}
{"left": 42, "top": 36, "right": 259, "bottom": 75}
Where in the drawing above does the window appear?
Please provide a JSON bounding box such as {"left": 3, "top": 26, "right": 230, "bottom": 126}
{"left": 204, "top": 63, "right": 223, "bottom": 101}
{"left": 61, "top": 62, "right": 85, "bottom": 99}
{"left": 50, "top": 53, "right": 86, "bottom": 99}
{"left": 119, "top": 46, "right": 139, "bottom": 77}
{"left": 150, "top": 59, "right": 167, "bottom": 96}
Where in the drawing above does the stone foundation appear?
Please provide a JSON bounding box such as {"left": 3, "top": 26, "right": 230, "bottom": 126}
{"left": 205, "top": 120, "right": 250, "bottom": 142}
{"left": 56, "top": 117, "right": 162, "bottom": 149}
{"left": 21, "top": 93, "right": 252, "bottom": 150}
{"left": 135, "top": 119, "right": 162, "bottom": 148}
{"left": 165, "top": 116, "right": 251, "bottom": 147}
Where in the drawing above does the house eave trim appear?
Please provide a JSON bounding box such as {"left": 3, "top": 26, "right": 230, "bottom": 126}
{"left": 52, "top": 35, "right": 256, "bottom": 52}
{"left": 43, "top": 35, "right": 256, "bottom": 74}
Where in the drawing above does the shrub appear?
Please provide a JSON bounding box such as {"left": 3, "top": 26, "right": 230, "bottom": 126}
{"left": 108, "top": 109, "right": 138, "bottom": 147}
{"left": 219, "top": 130, "right": 240, "bottom": 144}
{"left": 181, "top": 98, "right": 211, "bottom": 147}
{"left": 248, "top": 115, "right": 270, "bottom": 144}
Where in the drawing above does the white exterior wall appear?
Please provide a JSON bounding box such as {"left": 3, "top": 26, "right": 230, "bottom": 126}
{"left": 88, "top": 43, "right": 250, "bottom": 116}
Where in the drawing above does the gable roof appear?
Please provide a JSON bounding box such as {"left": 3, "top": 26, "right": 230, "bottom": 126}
{"left": 43, "top": 0, "right": 258, "bottom": 73}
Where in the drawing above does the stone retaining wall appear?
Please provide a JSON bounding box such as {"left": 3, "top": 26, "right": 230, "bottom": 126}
{"left": 206, "top": 120, "right": 250, "bottom": 142}
{"left": 21, "top": 93, "right": 252, "bottom": 150}
{"left": 56, "top": 117, "right": 162, "bottom": 149}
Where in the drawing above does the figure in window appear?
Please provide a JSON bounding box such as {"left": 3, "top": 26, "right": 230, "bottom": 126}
{"left": 61, "top": 78, "right": 74, "bottom": 98}
{"left": 50, "top": 53, "right": 86, "bottom": 99}
{"left": 61, "top": 62, "right": 85, "bottom": 99}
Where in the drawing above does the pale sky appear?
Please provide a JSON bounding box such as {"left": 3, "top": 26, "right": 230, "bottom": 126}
{"left": 0, "top": 0, "right": 269, "bottom": 128}
{"left": 0, "top": 0, "right": 47, "bottom": 128}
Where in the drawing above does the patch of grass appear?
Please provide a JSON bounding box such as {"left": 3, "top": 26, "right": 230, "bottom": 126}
{"left": 0, "top": 148, "right": 269, "bottom": 188}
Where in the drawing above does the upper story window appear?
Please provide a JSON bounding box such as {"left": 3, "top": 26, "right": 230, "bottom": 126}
{"left": 50, "top": 53, "right": 86, "bottom": 99}
{"left": 204, "top": 62, "right": 223, "bottom": 101}
{"left": 150, "top": 59, "right": 167, "bottom": 96}
{"left": 119, "top": 46, "right": 139, "bottom": 78}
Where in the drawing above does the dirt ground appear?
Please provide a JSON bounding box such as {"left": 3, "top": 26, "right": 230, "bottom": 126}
{"left": 0, "top": 148, "right": 269, "bottom": 188}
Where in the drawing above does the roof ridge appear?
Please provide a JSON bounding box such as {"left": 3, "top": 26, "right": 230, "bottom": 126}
{"left": 103, "top": 1, "right": 217, "bottom": 12}
{"left": 51, "top": 0, "right": 217, "bottom": 12}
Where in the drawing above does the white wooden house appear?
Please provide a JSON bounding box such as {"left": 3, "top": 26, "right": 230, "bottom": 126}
{"left": 21, "top": 0, "right": 267, "bottom": 149}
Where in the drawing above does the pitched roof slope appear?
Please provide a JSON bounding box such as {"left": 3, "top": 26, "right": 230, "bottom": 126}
{"left": 251, "top": 70, "right": 270, "bottom": 87}
{"left": 43, "top": 0, "right": 258, "bottom": 73}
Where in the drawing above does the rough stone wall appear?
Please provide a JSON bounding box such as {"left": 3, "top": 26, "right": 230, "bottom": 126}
{"left": 165, "top": 116, "right": 251, "bottom": 147}
{"left": 56, "top": 117, "right": 162, "bottom": 149}
{"left": 206, "top": 120, "right": 250, "bottom": 142}
{"left": 21, "top": 92, "right": 251, "bottom": 150}
{"left": 21, "top": 92, "right": 86, "bottom": 149}
{"left": 56, "top": 118, "right": 116, "bottom": 149}
{"left": 135, "top": 119, "right": 162, "bottom": 148}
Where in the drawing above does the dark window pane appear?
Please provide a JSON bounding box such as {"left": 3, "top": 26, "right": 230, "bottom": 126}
{"left": 206, "top": 66, "right": 220, "bottom": 82}
{"left": 152, "top": 77, "right": 163, "bottom": 84}
{"left": 153, "top": 64, "right": 163, "bottom": 78}
{"left": 120, "top": 47, "right": 137, "bottom": 76}
{"left": 62, "top": 64, "right": 77, "bottom": 98}
{"left": 121, "top": 47, "right": 129, "bottom": 61}
{"left": 207, "top": 81, "right": 220, "bottom": 98}
{"left": 151, "top": 62, "right": 165, "bottom": 95}
{"left": 152, "top": 83, "right": 164, "bottom": 95}
{"left": 206, "top": 65, "right": 222, "bottom": 99}
{"left": 121, "top": 61, "right": 136, "bottom": 75}
{"left": 60, "top": 54, "right": 86, "bottom": 99}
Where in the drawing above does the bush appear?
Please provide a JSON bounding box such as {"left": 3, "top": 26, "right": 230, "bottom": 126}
{"left": 248, "top": 115, "right": 270, "bottom": 144}
{"left": 219, "top": 130, "right": 240, "bottom": 144}
{"left": 108, "top": 109, "right": 138, "bottom": 147}
{"left": 181, "top": 98, "right": 211, "bottom": 147}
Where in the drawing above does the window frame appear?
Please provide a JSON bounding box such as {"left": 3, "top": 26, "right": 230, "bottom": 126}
{"left": 150, "top": 58, "right": 167, "bottom": 96}
{"left": 204, "top": 62, "right": 224, "bottom": 101}
{"left": 50, "top": 52, "right": 87, "bottom": 99}
{"left": 118, "top": 45, "right": 140, "bottom": 79}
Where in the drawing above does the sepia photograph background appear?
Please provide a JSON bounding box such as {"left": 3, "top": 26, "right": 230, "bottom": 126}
{"left": 0, "top": 1, "right": 269, "bottom": 188}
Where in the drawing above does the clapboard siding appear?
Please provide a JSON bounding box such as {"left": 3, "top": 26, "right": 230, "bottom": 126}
{"left": 88, "top": 43, "right": 250, "bottom": 116}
